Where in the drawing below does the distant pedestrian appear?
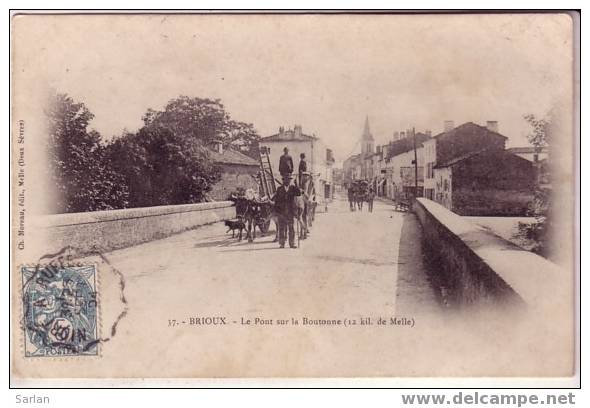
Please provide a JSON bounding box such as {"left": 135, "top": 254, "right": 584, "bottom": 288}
{"left": 367, "top": 187, "right": 375, "bottom": 213}
{"left": 347, "top": 184, "right": 355, "bottom": 211}
{"left": 279, "top": 147, "right": 294, "bottom": 177}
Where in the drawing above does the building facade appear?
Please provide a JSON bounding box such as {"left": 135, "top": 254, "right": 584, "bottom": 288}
{"left": 342, "top": 118, "right": 432, "bottom": 199}
{"left": 433, "top": 149, "right": 535, "bottom": 216}
{"left": 423, "top": 121, "right": 507, "bottom": 200}
{"left": 383, "top": 132, "right": 430, "bottom": 199}
{"left": 259, "top": 125, "right": 335, "bottom": 207}
{"left": 388, "top": 147, "right": 425, "bottom": 198}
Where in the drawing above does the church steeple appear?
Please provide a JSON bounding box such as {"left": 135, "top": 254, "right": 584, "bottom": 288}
{"left": 362, "top": 115, "right": 374, "bottom": 141}
{"left": 361, "top": 115, "right": 375, "bottom": 157}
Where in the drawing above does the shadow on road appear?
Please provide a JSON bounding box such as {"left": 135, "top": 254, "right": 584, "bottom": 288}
{"left": 192, "top": 237, "right": 239, "bottom": 248}
{"left": 395, "top": 212, "right": 446, "bottom": 314}
{"left": 220, "top": 246, "right": 290, "bottom": 252}
{"left": 312, "top": 254, "right": 401, "bottom": 267}
{"left": 193, "top": 233, "right": 278, "bottom": 249}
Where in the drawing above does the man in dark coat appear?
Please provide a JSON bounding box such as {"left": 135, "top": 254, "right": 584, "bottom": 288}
{"left": 273, "top": 174, "right": 301, "bottom": 248}
{"left": 279, "top": 147, "right": 294, "bottom": 177}
{"left": 347, "top": 184, "right": 355, "bottom": 211}
{"left": 298, "top": 152, "right": 307, "bottom": 180}
{"left": 367, "top": 186, "right": 375, "bottom": 213}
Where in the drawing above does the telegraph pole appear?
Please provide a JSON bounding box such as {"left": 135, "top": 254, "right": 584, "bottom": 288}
{"left": 413, "top": 127, "right": 418, "bottom": 197}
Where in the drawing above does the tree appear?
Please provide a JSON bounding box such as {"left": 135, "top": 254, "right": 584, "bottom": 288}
{"left": 46, "top": 92, "right": 128, "bottom": 213}
{"left": 515, "top": 114, "right": 552, "bottom": 256}
{"left": 523, "top": 114, "right": 550, "bottom": 148}
{"left": 105, "top": 124, "right": 221, "bottom": 207}
{"left": 223, "top": 119, "right": 260, "bottom": 159}
{"left": 143, "top": 95, "right": 260, "bottom": 158}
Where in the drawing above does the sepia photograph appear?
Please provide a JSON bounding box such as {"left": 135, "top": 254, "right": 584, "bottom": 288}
{"left": 10, "top": 11, "right": 579, "bottom": 385}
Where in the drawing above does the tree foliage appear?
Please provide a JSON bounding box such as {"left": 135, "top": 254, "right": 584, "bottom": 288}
{"left": 523, "top": 114, "right": 550, "bottom": 148}
{"left": 142, "top": 95, "right": 260, "bottom": 158}
{"left": 515, "top": 114, "right": 552, "bottom": 257}
{"left": 46, "top": 93, "right": 254, "bottom": 213}
{"left": 46, "top": 92, "right": 129, "bottom": 213}
{"left": 105, "top": 125, "right": 221, "bottom": 207}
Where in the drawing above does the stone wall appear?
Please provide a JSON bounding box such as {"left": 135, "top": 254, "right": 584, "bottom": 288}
{"left": 34, "top": 201, "right": 236, "bottom": 255}
{"left": 209, "top": 166, "right": 260, "bottom": 200}
{"left": 412, "top": 198, "right": 564, "bottom": 308}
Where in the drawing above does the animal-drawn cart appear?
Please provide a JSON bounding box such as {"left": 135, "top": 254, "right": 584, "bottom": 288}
{"left": 351, "top": 179, "right": 369, "bottom": 211}
{"left": 229, "top": 192, "right": 275, "bottom": 242}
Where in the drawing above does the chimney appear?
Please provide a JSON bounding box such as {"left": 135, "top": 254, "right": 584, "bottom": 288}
{"left": 294, "top": 125, "right": 302, "bottom": 138}
{"left": 393, "top": 131, "right": 399, "bottom": 141}
{"left": 279, "top": 126, "right": 284, "bottom": 135}
{"left": 216, "top": 141, "right": 223, "bottom": 155}
{"left": 444, "top": 120, "right": 454, "bottom": 132}
{"left": 486, "top": 121, "right": 499, "bottom": 133}
{"left": 425, "top": 130, "right": 432, "bottom": 137}
{"left": 400, "top": 131, "right": 406, "bottom": 139}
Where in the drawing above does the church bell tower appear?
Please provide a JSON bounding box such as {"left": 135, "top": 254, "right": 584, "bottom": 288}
{"left": 361, "top": 115, "right": 375, "bottom": 158}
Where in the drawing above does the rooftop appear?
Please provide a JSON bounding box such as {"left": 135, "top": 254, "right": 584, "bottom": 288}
{"left": 433, "top": 121, "right": 508, "bottom": 141}
{"left": 507, "top": 146, "right": 549, "bottom": 154}
{"left": 434, "top": 148, "right": 527, "bottom": 169}
{"left": 434, "top": 148, "right": 490, "bottom": 168}
{"left": 208, "top": 147, "right": 259, "bottom": 167}
{"left": 385, "top": 132, "right": 431, "bottom": 160}
{"left": 261, "top": 125, "right": 318, "bottom": 142}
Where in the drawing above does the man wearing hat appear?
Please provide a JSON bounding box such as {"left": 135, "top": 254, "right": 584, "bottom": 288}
{"left": 273, "top": 174, "right": 301, "bottom": 248}
{"left": 279, "top": 147, "right": 294, "bottom": 178}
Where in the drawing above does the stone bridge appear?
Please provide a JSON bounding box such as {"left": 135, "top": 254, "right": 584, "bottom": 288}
{"left": 24, "top": 193, "right": 571, "bottom": 377}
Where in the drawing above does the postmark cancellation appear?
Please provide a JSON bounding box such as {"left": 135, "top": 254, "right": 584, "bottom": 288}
{"left": 20, "top": 264, "right": 99, "bottom": 357}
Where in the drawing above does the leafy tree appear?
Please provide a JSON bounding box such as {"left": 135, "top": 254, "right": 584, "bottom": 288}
{"left": 223, "top": 119, "right": 260, "bottom": 159}
{"left": 46, "top": 92, "right": 128, "bottom": 213}
{"left": 46, "top": 93, "right": 254, "bottom": 212}
{"left": 515, "top": 114, "right": 552, "bottom": 256}
{"left": 523, "top": 114, "right": 550, "bottom": 148}
{"left": 143, "top": 95, "right": 260, "bottom": 158}
{"left": 105, "top": 125, "right": 221, "bottom": 207}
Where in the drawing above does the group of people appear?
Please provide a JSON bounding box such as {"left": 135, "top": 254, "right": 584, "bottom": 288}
{"left": 347, "top": 180, "right": 375, "bottom": 213}
{"left": 273, "top": 147, "right": 308, "bottom": 249}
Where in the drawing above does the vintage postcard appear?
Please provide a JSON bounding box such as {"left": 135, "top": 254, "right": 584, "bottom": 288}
{"left": 10, "top": 12, "right": 578, "bottom": 384}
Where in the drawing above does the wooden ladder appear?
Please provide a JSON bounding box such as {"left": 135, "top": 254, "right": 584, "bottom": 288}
{"left": 259, "top": 146, "right": 277, "bottom": 198}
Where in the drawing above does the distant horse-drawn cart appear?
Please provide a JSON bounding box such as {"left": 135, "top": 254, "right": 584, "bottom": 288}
{"left": 394, "top": 191, "right": 411, "bottom": 212}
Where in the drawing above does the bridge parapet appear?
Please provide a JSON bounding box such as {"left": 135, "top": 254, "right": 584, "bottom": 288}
{"left": 33, "top": 201, "right": 235, "bottom": 256}
{"left": 413, "top": 198, "right": 566, "bottom": 309}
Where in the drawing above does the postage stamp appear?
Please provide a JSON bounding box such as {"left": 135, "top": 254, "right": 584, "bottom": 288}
{"left": 21, "top": 264, "right": 99, "bottom": 357}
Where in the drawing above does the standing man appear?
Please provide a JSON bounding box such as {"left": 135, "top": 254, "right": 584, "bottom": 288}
{"left": 279, "top": 147, "right": 294, "bottom": 178}
{"left": 298, "top": 152, "right": 307, "bottom": 186}
{"left": 347, "top": 183, "right": 355, "bottom": 211}
{"left": 367, "top": 186, "right": 375, "bottom": 213}
{"left": 273, "top": 174, "right": 301, "bottom": 249}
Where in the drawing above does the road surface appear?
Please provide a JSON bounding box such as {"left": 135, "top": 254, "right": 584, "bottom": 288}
{"left": 15, "top": 194, "right": 573, "bottom": 379}
{"left": 18, "top": 194, "right": 572, "bottom": 379}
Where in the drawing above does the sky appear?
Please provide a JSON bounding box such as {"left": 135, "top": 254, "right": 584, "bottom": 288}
{"left": 14, "top": 13, "right": 574, "bottom": 164}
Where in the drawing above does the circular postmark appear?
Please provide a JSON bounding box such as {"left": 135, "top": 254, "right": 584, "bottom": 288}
{"left": 22, "top": 264, "right": 99, "bottom": 357}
